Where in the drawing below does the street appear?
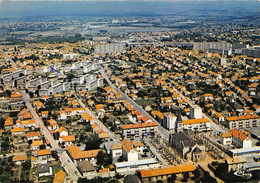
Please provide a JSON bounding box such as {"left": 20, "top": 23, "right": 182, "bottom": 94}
{"left": 21, "top": 91, "right": 80, "bottom": 181}
{"left": 99, "top": 66, "right": 170, "bottom": 140}
{"left": 76, "top": 96, "right": 121, "bottom": 143}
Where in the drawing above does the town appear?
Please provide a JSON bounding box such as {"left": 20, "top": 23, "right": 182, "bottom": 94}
{"left": 0, "top": 17, "right": 260, "bottom": 183}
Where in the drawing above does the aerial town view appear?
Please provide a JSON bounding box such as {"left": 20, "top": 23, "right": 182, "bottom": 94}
{"left": 0, "top": 0, "right": 259, "bottom": 183}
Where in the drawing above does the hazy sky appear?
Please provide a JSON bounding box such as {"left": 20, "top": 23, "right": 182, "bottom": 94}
{"left": 0, "top": 0, "right": 258, "bottom": 1}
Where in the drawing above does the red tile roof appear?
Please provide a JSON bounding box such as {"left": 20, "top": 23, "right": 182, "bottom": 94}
{"left": 140, "top": 164, "right": 196, "bottom": 178}
{"left": 121, "top": 122, "right": 158, "bottom": 130}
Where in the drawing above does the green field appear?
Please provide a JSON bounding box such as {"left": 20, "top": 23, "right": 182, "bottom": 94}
{"left": 134, "top": 99, "right": 155, "bottom": 106}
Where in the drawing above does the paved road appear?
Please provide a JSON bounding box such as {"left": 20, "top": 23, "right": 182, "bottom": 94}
{"left": 100, "top": 66, "right": 170, "bottom": 140}
{"left": 9, "top": 54, "right": 80, "bottom": 181}
{"left": 21, "top": 91, "right": 80, "bottom": 181}
{"left": 76, "top": 97, "right": 120, "bottom": 143}
{"left": 169, "top": 81, "right": 227, "bottom": 133}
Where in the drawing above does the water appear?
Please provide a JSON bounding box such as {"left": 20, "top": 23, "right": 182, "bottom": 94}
{"left": 0, "top": 1, "right": 259, "bottom": 20}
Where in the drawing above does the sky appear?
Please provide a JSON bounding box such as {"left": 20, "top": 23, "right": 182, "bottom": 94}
{"left": 0, "top": 0, "right": 258, "bottom": 1}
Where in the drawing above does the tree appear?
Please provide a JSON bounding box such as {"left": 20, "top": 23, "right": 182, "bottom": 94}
{"left": 67, "top": 73, "right": 75, "bottom": 82}
{"left": 143, "top": 149, "right": 149, "bottom": 157}
{"left": 22, "top": 160, "right": 31, "bottom": 171}
{"left": 167, "top": 174, "right": 177, "bottom": 183}
{"left": 5, "top": 90, "right": 11, "bottom": 97}
{"left": 1, "top": 136, "right": 10, "bottom": 152}
{"left": 0, "top": 158, "right": 13, "bottom": 181}
{"left": 118, "top": 155, "right": 125, "bottom": 162}
{"left": 29, "top": 92, "right": 34, "bottom": 98}
{"left": 96, "top": 151, "right": 105, "bottom": 167}
{"left": 84, "top": 134, "right": 102, "bottom": 150}
{"left": 0, "top": 118, "right": 5, "bottom": 129}
{"left": 35, "top": 90, "right": 39, "bottom": 97}
{"left": 40, "top": 144, "right": 46, "bottom": 150}
{"left": 96, "top": 150, "right": 112, "bottom": 168}
{"left": 182, "top": 172, "right": 189, "bottom": 182}
{"left": 21, "top": 159, "right": 31, "bottom": 181}
{"left": 192, "top": 169, "right": 200, "bottom": 180}
{"left": 110, "top": 124, "right": 117, "bottom": 132}
{"left": 73, "top": 83, "right": 77, "bottom": 91}
{"left": 51, "top": 151, "right": 59, "bottom": 161}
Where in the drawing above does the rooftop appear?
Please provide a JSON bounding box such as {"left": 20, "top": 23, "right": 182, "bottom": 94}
{"left": 140, "top": 164, "right": 196, "bottom": 178}
{"left": 121, "top": 122, "right": 158, "bottom": 130}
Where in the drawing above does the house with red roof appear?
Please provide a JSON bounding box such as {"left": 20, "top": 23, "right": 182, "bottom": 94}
{"left": 226, "top": 113, "right": 259, "bottom": 129}
{"left": 37, "top": 149, "right": 51, "bottom": 161}
{"left": 57, "top": 127, "right": 68, "bottom": 137}
{"left": 4, "top": 117, "right": 13, "bottom": 130}
{"left": 26, "top": 131, "right": 40, "bottom": 141}
{"left": 220, "top": 129, "right": 252, "bottom": 148}
{"left": 59, "top": 135, "right": 75, "bottom": 147}
{"left": 58, "top": 110, "right": 67, "bottom": 120}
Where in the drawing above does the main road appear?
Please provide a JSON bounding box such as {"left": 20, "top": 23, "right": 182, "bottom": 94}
{"left": 21, "top": 91, "right": 80, "bottom": 181}
{"left": 99, "top": 66, "right": 170, "bottom": 140}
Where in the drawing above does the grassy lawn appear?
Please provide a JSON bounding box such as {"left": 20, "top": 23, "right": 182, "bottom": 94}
{"left": 52, "top": 166, "right": 63, "bottom": 174}
{"left": 134, "top": 99, "right": 155, "bottom": 106}
{"left": 39, "top": 175, "right": 54, "bottom": 182}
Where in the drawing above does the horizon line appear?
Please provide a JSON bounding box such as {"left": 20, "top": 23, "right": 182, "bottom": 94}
{"left": 0, "top": 0, "right": 258, "bottom": 1}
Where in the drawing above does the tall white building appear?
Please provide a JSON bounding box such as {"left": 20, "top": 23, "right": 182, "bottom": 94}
{"left": 193, "top": 41, "right": 232, "bottom": 51}
{"left": 163, "top": 113, "right": 177, "bottom": 130}
{"left": 94, "top": 43, "right": 125, "bottom": 54}
{"left": 242, "top": 47, "right": 260, "bottom": 58}
{"left": 193, "top": 41, "right": 232, "bottom": 55}
{"left": 219, "top": 58, "right": 227, "bottom": 67}
{"left": 189, "top": 105, "right": 202, "bottom": 119}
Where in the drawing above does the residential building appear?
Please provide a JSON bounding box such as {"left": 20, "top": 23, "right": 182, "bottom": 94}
{"left": 66, "top": 145, "right": 100, "bottom": 165}
{"left": 189, "top": 105, "right": 202, "bottom": 119}
{"left": 139, "top": 164, "right": 196, "bottom": 182}
{"left": 242, "top": 47, "right": 260, "bottom": 58}
{"left": 226, "top": 157, "right": 247, "bottom": 172}
{"left": 193, "top": 41, "right": 232, "bottom": 55}
{"left": 11, "top": 127, "right": 25, "bottom": 136}
{"left": 59, "top": 135, "right": 75, "bottom": 147}
{"left": 115, "top": 158, "right": 160, "bottom": 174}
{"left": 94, "top": 43, "right": 125, "bottom": 54}
{"left": 53, "top": 170, "right": 66, "bottom": 183}
{"left": 37, "top": 149, "right": 51, "bottom": 161}
{"left": 38, "top": 163, "right": 52, "bottom": 177}
{"left": 121, "top": 122, "right": 158, "bottom": 138}
{"left": 182, "top": 118, "right": 210, "bottom": 132}
{"left": 12, "top": 154, "right": 27, "bottom": 165}
{"left": 77, "top": 161, "right": 97, "bottom": 178}
{"left": 226, "top": 114, "right": 260, "bottom": 129}
{"left": 163, "top": 113, "right": 177, "bottom": 130}
{"left": 221, "top": 129, "right": 252, "bottom": 148}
